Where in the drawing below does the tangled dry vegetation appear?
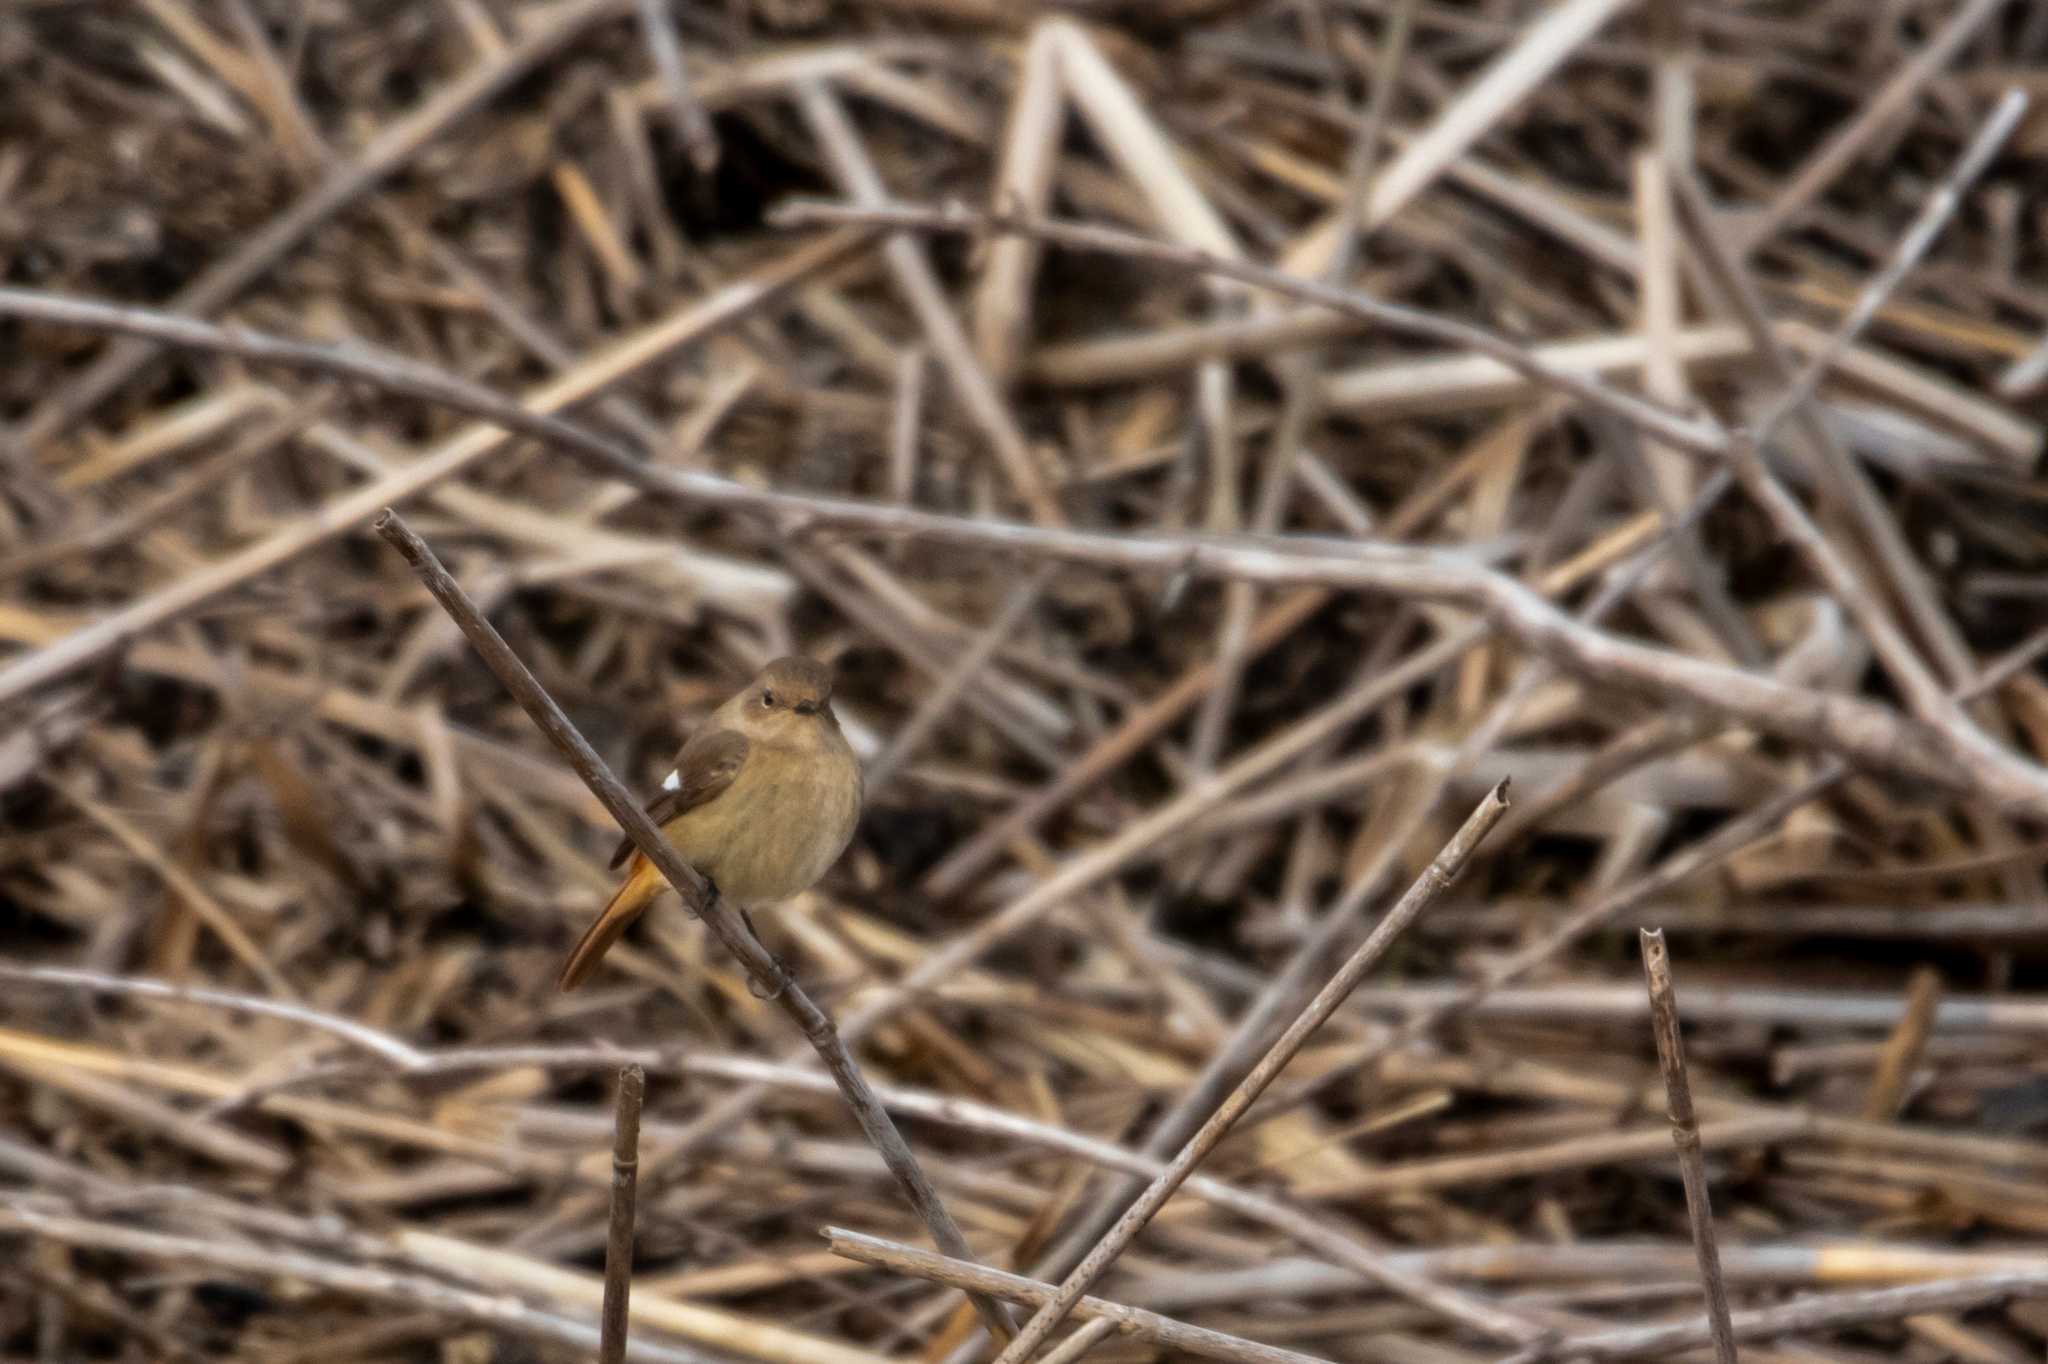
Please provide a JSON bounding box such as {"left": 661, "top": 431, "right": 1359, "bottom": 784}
{"left": 3, "top": 1, "right": 2048, "bottom": 1361}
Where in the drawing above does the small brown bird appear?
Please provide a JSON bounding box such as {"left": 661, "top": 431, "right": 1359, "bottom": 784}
{"left": 557, "top": 657, "right": 862, "bottom": 992}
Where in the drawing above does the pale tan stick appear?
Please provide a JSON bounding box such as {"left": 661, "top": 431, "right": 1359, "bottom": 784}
{"left": 1996, "top": 330, "right": 2048, "bottom": 397}
{"left": 1751, "top": 89, "right": 2029, "bottom": 441}
{"left": 889, "top": 346, "right": 927, "bottom": 507}
{"left": 373, "top": 511, "right": 1015, "bottom": 1344}
{"left": 1033, "top": 1316, "right": 1116, "bottom": 1364}
{"left": 1321, "top": 325, "right": 1736, "bottom": 422}
{"left": 1280, "top": 0, "right": 1635, "bottom": 276}
{"left": 1326, "top": 981, "right": 2048, "bottom": 1034}
{"left": 986, "top": 787, "right": 1527, "bottom": 1364}
{"left": 0, "top": 1202, "right": 717, "bottom": 1364}
{"left": 1649, "top": 0, "right": 1694, "bottom": 168}
{"left": 1634, "top": 152, "right": 1694, "bottom": 509}
{"left": 217, "top": 0, "right": 324, "bottom": 166}
{"left": 1030, "top": 306, "right": 1361, "bottom": 387}
{"left": 633, "top": 0, "right": 719, "bottom": 172}
{"left": 44, "top": 775, "right": 296, "bottom": 1000}
{"left": 973, "top": 21, "right": 1065, "bottom": 385}
{"left": 1050, "top": 20, "right": 1241, "bottom": 261}
{"left": 1861, "top": 967, "right": 1942, "bottom": 1121}
{"left": 1639, "top": 930, "right": 1739, "bottom": 1364}
{"left": 795, "top": 81, "right": 1062, "bottom": 526}
{"left": 1295, "top": 1115, "right": 1801, "bottom": 1202}
{"left": 0, "top": 1058, "right": 289, "bottom": 1175}
{"left": 1738, "top": 0, "right": 2008, "bottom": 251}
{"left": 0, "top": 963, "right": 422, "bottom": 1067}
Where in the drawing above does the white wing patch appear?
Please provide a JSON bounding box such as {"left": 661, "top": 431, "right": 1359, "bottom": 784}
{"left": 660, "top": 769, "right": 681, "bottom": 791}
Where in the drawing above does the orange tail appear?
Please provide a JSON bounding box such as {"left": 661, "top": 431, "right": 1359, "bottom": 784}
{"left": 557, "top": 858, "right": 666, "bottom": 992}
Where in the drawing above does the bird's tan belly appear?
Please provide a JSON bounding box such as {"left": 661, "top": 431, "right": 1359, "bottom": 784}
{"left": 663, "top": 753, "right": 859, "bottom": 907}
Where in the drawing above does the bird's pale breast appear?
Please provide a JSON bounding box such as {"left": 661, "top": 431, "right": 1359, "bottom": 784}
{"left": 664, "top": 740, "right": 860, "bottom": 906}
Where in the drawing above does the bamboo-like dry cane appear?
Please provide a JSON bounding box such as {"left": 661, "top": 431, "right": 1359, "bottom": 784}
{"left": 1638, "top": 929, "right": 1738, "bottom": 1364}
{"left": 599, "top": 1063, "right": 646, "bottom": 1364}
{"left": 370, "top": 508, "right": 1016, "bottom": 1345}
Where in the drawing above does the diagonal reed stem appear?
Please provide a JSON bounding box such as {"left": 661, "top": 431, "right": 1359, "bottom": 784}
{"left": 989, "top": 782, "right": 1522, "bottom": 1364}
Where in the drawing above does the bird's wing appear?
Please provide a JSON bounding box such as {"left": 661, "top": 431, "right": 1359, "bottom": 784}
{"left": 608, "top": 726, "right": 749, "bottom": 868}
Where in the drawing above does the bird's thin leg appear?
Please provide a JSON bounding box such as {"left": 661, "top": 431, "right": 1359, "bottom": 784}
{"left": 738, "top": 903, "right": 790, "bottom": 1001}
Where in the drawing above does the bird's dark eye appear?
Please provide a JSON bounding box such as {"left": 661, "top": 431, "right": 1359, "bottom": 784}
{"left": 760, "top": 690, "right": 776, "bottom": 708}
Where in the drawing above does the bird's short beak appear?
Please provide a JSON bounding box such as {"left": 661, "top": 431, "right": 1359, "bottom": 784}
{"left": 794, "top": 700, "right": 819, "bottom": 716}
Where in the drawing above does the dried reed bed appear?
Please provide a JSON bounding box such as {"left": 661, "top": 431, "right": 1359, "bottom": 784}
{"left": 2, "top": 1, "right": 2047, "bottom": 1361}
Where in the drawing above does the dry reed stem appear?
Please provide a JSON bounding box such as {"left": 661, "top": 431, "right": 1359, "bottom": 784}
{"left": 1280, "top": 0, "right": 1634, "bottom": 276}
{"left": 1860, "top": 967, "right": 1942, "bottom": 1122}
{"left": 972, "top": 20, "right": 1065, "bottom": 385}
{"left": 0, "top": 1201, "right": 717, "bottom": 1364}
{"left": 0, "top": 963, "right": 425, "bottom": 1067}
{"left": 1503, "top": 1272, "right": 2048, "bottom": 1364}
{"left": 633, "top": 0, "right": 718, "bottom": 173}
{"left": 600, "top": 1063, "right": 646, "bottom": 1364}
{"left": 1637, "top": 930, "right": 1738, "bottom": 1364}
{"left": 1738, "top": 0, "right": 2010, "bottom": 250}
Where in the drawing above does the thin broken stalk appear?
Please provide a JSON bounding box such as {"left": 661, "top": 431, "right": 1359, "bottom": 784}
{"left": 1638, "top": 929, "right": 1737, "bottom": 1364}
{"left": 988, "top": 782, "right": 1522, "bottom": 1364}
{"left": 599, "top": 1063, "right": 645, "bottom": 1364}
{"left": 370, "top": 508, "right": 1015, "bottom": 1345}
